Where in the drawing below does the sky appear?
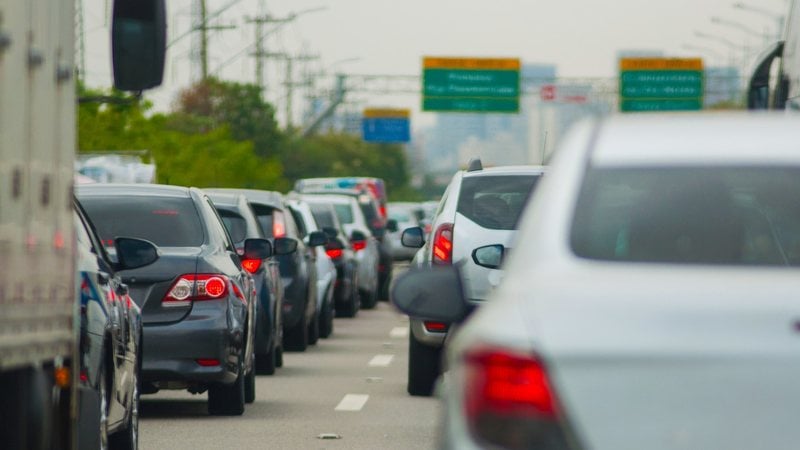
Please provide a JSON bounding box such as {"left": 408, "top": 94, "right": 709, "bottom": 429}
{"left": 82, "top": 0, "right": 788, "bottom": 128}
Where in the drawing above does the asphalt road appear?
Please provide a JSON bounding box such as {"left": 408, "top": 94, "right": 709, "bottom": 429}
{"left": 139, "top": 294, "right": 441, "bottom": 449}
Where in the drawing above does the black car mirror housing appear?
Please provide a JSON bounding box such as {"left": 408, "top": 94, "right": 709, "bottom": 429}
{"left": 114, "top": 237, "right": 159, "bottom": 271}
{"left": 243, "top": 238, "right": 272, "bottom": 260}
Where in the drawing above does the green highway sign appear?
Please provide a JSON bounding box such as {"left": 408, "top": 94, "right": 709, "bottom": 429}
{"left": 619, "top": 58, "right": 704, "bottom": 112}
{"left": 422, "top": 57, "right": 520, "bottom": 113}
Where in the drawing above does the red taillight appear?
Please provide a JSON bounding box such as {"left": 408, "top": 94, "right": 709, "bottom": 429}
{"left": 241, "top": 258, "right": 262, "bottom": 274}
{"left": 432, "top": 223, "right": 454, "bottom": 265}
{"left": 196, "top": 358, "right": 220, "bottom": 367}
{"left": 162, "top": 274, "right": 230, "bottom": 306}
{"left": 273, "top": 210, "right": 287, "bottom": 238}
{"left": 424, "top": 321, "right": 448, "bottom": 332}
{"left": 379, "top": 205, "right": 387, "bottom": 219}
{"left": 352, "top": 240, "right": 367, "bottom": 252}
{"left": 464, "top": 348, "right": 561, "bottom": 448}
{"left": 326, "top": 248, "right": 343, "bottom": 260}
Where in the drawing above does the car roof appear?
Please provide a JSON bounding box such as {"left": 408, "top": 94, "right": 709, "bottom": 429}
{"left": 591, "top": 113, "right": 800, "bottom": 167}
{"left": 204, "top": 188, "right": 284, "bottom": 208}
{"left": 76, "top": 183, "right": 192, "bottom": 197}
{"left": 462, "top": 165, "right": 546, "bottom": 178}
{"left": 299, "top": 193, "right": 354, "bottom": 205}
{"left": 205, "top": 191, "right": 244, "bottom": 207}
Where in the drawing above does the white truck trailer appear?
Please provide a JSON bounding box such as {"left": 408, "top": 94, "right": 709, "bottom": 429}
{"left": 0, "top": 1, "right": 165, "bottom": 449}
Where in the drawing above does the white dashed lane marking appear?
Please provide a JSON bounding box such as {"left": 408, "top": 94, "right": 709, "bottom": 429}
{"left": 389, "top": 326, "right": 409, "bottom": 338}
{"left": 335, "top": 394, "right": 369, "bottom": 411}
{"left": 368, "top": 354, "right": 394, "bottom": 367}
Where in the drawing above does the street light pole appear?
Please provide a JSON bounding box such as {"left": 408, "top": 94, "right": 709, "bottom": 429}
{"left": 732, "top": 2, "right": 785, "bottom": 41}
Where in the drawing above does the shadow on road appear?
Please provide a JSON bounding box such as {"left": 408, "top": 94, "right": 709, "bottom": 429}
{"left": 141, "top": 398, "right": 210, "bottom": 419}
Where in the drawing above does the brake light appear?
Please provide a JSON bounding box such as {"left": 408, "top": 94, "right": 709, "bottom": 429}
{"left": 273, "top": 210, "right": 286, "bottom": 238}
{"left": 326, "top": 248, "right": 343, "bottom": 260}
{"left": 424, "top": 321, "right": 448, "bottom": 332}
{"left": 379, "top": 205, "right": 387, "bottom": 219}
{"left": 241, "top": 258, "right": 262, "bottom": 274}
{"left": 464, "top": 348, "right": 565, "bottom": 449}
{"left": 196, "top": 358, "right": 220, "bottom": 367}
{"left": 162, "top": 274, "right": 230, "bottom": 307}
{"left": 352, "top": 240, "right": 367, "bottom": 252}
{"left": 432, "top": 223, "right": 454, "bottom": 265}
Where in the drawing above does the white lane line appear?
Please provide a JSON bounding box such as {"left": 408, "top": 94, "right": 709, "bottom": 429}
{"left": 368, "top": 354, "right": 395, "bottom": 367}
{"left": 335, "top": 394, "right": 369, "bottom": 411}
{"left": 389, "top": 326, "right": 409, "bottom": 338}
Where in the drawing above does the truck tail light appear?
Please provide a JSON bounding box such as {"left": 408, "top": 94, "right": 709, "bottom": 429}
{"left": 432, "top": 223, "right": 454, "bottom": 265}
{"left": 463, "top": 347, "right": 570, "bottom": 450}
{"left": 162, "top": 274, "right": 229, "bottom": 307}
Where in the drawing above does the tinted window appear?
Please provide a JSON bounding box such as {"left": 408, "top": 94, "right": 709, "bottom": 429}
{"left": 456, "top": 175, "right": 540, "bottom": 230}
{"left": 333, "top": 204, "right": 354, "bottom": 224}
{"left": 310, "top": 204, "right": 336, "bottom": 229}
{"left": 571, "top": 167, "right": 800, "bottom": 266}
{"left": 81, "top": 196, "right": 204, "bottom": 247}
{"left": 251, "top": 204, "right": 275, "bottom": 238}
{"left": 217, "top": 209, "right": 248, "bottom": 244}
{"left": 289, "top": 207, "right": 308, "bottom": 237}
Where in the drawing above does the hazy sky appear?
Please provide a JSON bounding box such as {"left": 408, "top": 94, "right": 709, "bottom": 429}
{"left": 83, "top": 0, "right": 788, "bottom": 125}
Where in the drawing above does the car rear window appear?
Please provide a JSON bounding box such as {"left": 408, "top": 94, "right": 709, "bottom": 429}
{"left": 309, "top": 204, "right": 337, "bottom": 228}
{"left": 456, "top": 175, "right": 540, "bottom": 230}
{"left": 570, "top": 167, "right": 800, "bottom": 266}
{"left": 217, "top": 209, "right": 247, "bottom": 244}
{"left": 81, "top": 196, "right": 204, "bottom": 247}
{"left": 333, "top": 204, "right": 354, "bottom": 224}
{"left": 250, "top": 203, "right": 276, "bottom": 238}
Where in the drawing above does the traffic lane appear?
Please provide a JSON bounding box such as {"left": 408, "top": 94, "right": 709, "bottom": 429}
{"left": 138, "top": 299, "right": 441, "bottom": 450}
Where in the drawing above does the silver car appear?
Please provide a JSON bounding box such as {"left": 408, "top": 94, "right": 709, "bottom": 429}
{"left": 401, "top": 161, "right": 545, "bottom": 396}
{"left": 393, "top": 113, "right": 800, "bottom": 450}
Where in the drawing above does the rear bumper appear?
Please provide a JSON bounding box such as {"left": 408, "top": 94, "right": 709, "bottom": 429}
{"left": 410, "top": 318, "right": 446, "bottom": 347}
{"left": 142, "top": 312, "right": 241, "bottom": 386}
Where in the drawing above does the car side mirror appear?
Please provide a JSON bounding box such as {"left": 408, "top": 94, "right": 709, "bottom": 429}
{"left": 351, "top": 230, "right": 368, "bottom": 242}
{"left": 326, "top": 236, "right": 345, "bottom": 250}
{"left": 274, "top": 237, "right": 298, "bottom": 255}
{"left": 386, "top": 219, "right": 399, "bottom": 233}
{"left": 243, "top": 238, "right": 272, "bottom": 260}
{"left": 114, "top": 237, "right": 159, "bottom": 271}
{"left": 401, "top": 227, "right": 425, "bottom": 248}
{"left": 112, "top": 0, "right": 167, "bottom": 91}
{"left": 322, "top": 227, "right": 339, "bottom": 239}
{"left": 472, "top": 244, "right": 505, "bottom": 269}
{"left": 307, "top": 230, "right": 328, "bottom": 247}
{"left": 747, "top": 40, "right": 784, "bottom": 110}
{"left": 391, "top": 266, "right": 470, "bottom": 323}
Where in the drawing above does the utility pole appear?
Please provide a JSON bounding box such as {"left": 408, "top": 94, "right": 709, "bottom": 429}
{"left": 246, "top": 14, "right": 293, "bottom": 90}
{"left": 284, "top": 53, "right": 319, "bottom": 129}
{"left": 195, "top": 0, "right": 237, "bottom": 80}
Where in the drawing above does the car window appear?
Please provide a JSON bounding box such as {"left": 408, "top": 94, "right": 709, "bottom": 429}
{"left": 81, "top": 196, "right": 204, "bottom": 247}
{"left": 217, "top": 209, "right": 248, "bottom": 244}
{"left": 250, "top": 203, "right": 275, "bottom": 238}
{"left": 289, "top": 206, "right": 309, "bottom": 238}
{"left": 456, "top": 175, "right": 540, "bottom": 230}
{"left": 570, "top": 167, "right": 800, "bottom": 266}
{"left": 333, "top": 204, "right": 354, "bottom": 224}
{"left": 309, "top": 204, "right": 336, "bottom": 229}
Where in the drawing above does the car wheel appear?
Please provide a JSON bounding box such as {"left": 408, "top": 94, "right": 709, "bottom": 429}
{"left": 283, "top": 312, "right": 308, "bottom": 352}
{"left": 208, "top": 359, "right": 245, "bottom": 416}
{"left": 379, "top": 276, "right": 391, "bottom": 301}
{"left": 255, "top": 344, "right": 276, "bottom": 375}
{"left": 109, "top": 357, "right": 139, "bottom": 450}
{"left": 275, "top": 345, "right": 284, "bottom": 368}
{"left": 360, "top": 288, "right": 377, "bottom": 309}
{"left": 308, "top": 310, "right": 320, "bottom": 345}
{"left": 244, "top": 358, "right": 256, "bottom": 404}
{"left": 407, "top": 332, "right": 442, "bottom": 397}
{"left": 319, "top": 292, "right": 334, "bottom": 338}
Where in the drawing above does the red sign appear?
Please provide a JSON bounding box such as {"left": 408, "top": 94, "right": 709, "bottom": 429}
{"left": 540, "top": 84, "right": 556, "bottom": 102}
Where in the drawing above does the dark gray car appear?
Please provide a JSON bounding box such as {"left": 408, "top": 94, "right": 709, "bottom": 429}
{"left": 78, "top": 184, "right": 269, "bottom": 416}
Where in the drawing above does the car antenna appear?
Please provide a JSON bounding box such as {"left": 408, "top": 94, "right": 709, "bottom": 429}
{"left": 467, "top": 157, "right": 483, "bottom": 172}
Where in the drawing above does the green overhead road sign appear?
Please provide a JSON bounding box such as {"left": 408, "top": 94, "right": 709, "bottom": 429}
{"left": 422, "top": 57, "right": 520, "bottom": 113}
{"left": 619, "top": 58, "right": 704, "bottom": 112}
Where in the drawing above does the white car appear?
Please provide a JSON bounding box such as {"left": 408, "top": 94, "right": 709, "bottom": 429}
{"left": 286, "top": 198, "right": 338, "bottom": 338}
{"left": 300, "top": 193, "right": 381, "bottom": 309}
{"left": 393, "top": 113, "right": 800, "bottom": 450}
{"left": 400, "top": 161, "right": 545, "bottom": 396}
{"left": 387, "top": 202, "right": 424, "bottom": 261}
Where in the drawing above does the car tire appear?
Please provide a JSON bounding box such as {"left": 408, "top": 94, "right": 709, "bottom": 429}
{"left": 283, "top": 313, "right": 309, "bottom": 352}
{"left": 208, "top": 360, "right": 245, "bottom": 416}
{"left": 319, "top": 292, "right": 334, "bottom": 338}
{"left": 379, "top": 276, "right": 391, "bottom": 301}
{"left": 244, "top": 366, "right": 256, "bottom": 404}
{"left": 275, "top": 345, "right": 284, "bottom": 368}
{"left": 109, "top": 355, "right": 140, "bottom": 450}
{"left": 308, "top": 310, "right": 320, "bottom": 345}
{"left": 407, "top": 332, "right": 442, "bottom": 397}
{"left": 255, "top": 345, "right": 277, "bottom": 375}
{"left": 360, "top": 288, "right": 377, "bottom": 309}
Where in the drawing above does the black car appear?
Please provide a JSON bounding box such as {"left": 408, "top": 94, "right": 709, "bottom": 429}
{"left": 207, "top": 192, "right": 296, "bottom": 375}
{"left": 75, "top": 200, "right": 159, "bottom": 449}
{"left": 206, "top": 189, "right": 321, "bottom": 352}
{"left": 304, "top": 198, "right": 361, "bottom": 318}
{"left": 78, "top": 184, "right": 268, "bottom": 416}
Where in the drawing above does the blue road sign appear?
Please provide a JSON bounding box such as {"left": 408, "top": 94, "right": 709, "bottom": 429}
{"left": 362, "top": 117, "right": 410, "bottom": 143}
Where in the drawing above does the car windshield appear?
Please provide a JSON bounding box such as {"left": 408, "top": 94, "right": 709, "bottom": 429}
{"left": 80, "top": 196, "right": 204, "bottom": 247}
{"left": 571, "top": 166, "right": 800, "bottom": 266}
{"left": 457, "top": 175, "right": 541, "bottom": 230}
